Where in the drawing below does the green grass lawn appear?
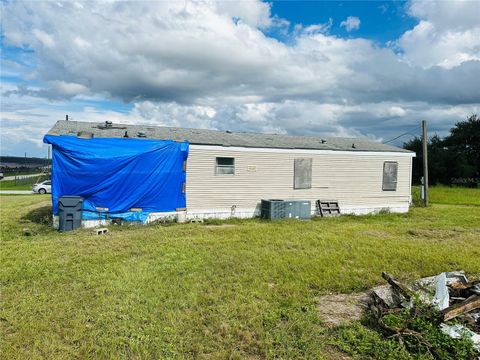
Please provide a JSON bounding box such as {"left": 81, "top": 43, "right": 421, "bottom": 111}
{"left": 1, "top": 188, "right": 479, "bottom": 359}
{"left": 0, "top": 174, "right": 48, "bottom": 190}
{"left": 429, "top": 185, "right": 480, "bottom": 206}
{"left": 412, "top": 185, "right": 480, "bottom": 206}
{"left": 0, "top": 180, "right": 33, "bottom": 190}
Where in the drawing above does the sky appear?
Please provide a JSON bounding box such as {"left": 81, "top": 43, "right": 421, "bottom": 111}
{"left": 1, "top": 0, "right": 479, "bottom": 157}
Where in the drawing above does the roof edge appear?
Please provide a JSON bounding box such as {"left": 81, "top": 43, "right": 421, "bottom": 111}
{"left": 45, "top": 120, "right": 414, "bottom": 153}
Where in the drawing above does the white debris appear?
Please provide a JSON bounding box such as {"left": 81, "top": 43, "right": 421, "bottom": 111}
{"left": 445, "top": 271, "right": 469, "bottom": 286}
{"left": 440, "top": 323, "right": 480, "bottom": 352}
{"left": 472, "top": 283, "right": 480, "bottom": 295}
{"left": 435, "top": 273, "right": 450, "bottom": 310}
{"left": 434, "top": 271, "right": 469, "bottom": 310}
{"left": 371, "top": 285, "right": 398, "bottom": 308}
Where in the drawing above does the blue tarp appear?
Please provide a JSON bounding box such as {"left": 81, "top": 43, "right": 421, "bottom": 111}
{"left": 43, "top": 135, "right": 189, "bottom": 222}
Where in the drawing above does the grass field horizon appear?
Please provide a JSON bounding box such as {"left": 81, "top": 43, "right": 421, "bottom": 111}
{"left": 1, "top": 187, "right": 479, "bottom": 358}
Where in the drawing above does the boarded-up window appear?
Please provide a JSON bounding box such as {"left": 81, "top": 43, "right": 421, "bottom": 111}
{"left": 383, "top": 161, "right": 398, "bottom": 191}
{"left": 215, "top": 157, "right": 235, "bottom": 175}
{"left": 294, "top": 158, "right": 312, "bottom": 189}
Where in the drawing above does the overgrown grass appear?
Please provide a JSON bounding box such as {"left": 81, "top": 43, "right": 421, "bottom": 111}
{"left": 1, "top": 187, "right": 479, "bottom": 358}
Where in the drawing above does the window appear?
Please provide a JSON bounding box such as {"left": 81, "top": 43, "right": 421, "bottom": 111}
{"left": 294, "top": 158, "right": 312, "bottom": 189}
{"left": 44, "top": 181, "right": 51, "bottom": 185}
{"left": 382, "top": 161, "right": 398, "bottom": 191}
{"left": 215, "top": 157, "right": 235, "bottom": 175}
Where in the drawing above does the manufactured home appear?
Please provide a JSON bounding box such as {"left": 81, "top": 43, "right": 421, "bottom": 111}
{"left": 45, "top": 120, "right": 415, "bottom": 227}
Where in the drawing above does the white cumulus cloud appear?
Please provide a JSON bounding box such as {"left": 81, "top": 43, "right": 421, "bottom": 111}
{"left": 340, "top": 16, "right": 361, "bottom": 32}
{"left": 399, "top": 0, "right": 480, "bottom": 68}
{"left": 0, "top": 0, "right": 479, "bottom": 156}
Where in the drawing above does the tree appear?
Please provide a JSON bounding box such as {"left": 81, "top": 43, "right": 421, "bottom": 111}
{"left": 443, "top": 114, "right": 480, "bottom": 181}
{"left": 403, "top": 114, "right": 479, "bottom": 186}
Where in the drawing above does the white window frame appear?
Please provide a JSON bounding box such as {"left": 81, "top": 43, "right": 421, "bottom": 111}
{"left": 215, "top": 157, "right": 235, "bottom": 175}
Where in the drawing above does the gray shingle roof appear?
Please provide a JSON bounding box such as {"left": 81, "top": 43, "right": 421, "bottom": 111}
{"left": 46, "top": 120, "right": 413, "bottom": 153}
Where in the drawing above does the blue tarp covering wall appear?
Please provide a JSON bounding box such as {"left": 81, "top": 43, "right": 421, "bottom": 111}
{"left": 43, "top": 135, "right": 189, "bottom": 222}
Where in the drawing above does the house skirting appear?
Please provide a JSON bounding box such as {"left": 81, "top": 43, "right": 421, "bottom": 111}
{"left": 185, "top": 203, "right": 410, "bottom": 220}
{"left": 52, "top": 203, "right": 410, "bottom": 229}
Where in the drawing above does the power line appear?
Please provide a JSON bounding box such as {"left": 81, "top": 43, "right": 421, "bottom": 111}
{"left": 382, "top": 125, "right": 421, "bottom": 144}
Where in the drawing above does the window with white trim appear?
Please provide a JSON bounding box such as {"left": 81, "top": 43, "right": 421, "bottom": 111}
{"left": 215, "top": 157, "right": 235, "bottom": 175}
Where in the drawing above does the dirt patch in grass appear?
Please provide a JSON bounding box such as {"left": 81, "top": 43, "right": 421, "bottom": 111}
{"left": 204, "top": 224, "right": 237, "bottom": 229}
{"left": 406, "top": 227, "right": 471, "bottom": 239}
{"left": 361, "top": 230, "right": 391, "bottom": 238}
{"left": 317, "top": 292, "right": 370, "bottom": 327}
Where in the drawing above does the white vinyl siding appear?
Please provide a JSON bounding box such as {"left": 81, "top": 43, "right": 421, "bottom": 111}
{"left": 185, "top": 146, "right": 413, "bottom": 213}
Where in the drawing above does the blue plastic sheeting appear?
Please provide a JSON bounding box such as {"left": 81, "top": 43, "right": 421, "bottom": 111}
{"left": 43, "top": 135, "right": 189, "bottom": 222}
{"left": 82, "top": 209, "right": 150, "bottom": 223}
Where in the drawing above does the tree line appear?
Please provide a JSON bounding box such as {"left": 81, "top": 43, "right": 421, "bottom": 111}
{"left": 403, "top": 114, "right": 479, "bottom": 186}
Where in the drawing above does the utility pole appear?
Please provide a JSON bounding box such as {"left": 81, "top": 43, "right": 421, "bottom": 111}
{"left": 422, "top": 120, "right": 429, "bottom": 207}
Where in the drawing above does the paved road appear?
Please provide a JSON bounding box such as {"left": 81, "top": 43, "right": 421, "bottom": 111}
{"left": 0, "top": 190, "right": 36, "bottom": 195}
{"left": 1, "top": 173, "right": 45, "bottom": 181}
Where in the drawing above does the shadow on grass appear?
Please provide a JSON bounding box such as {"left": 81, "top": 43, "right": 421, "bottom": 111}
{"left": 22, "top": 205, "right": 52, "bottom": 226}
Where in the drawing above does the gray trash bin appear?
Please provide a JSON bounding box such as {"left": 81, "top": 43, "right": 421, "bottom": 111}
{"left": 58, "top": 196, "right": 83, "bottom": 232}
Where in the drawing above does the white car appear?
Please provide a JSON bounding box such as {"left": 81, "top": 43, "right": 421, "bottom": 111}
{"left": 32, "top": 180, "right": 52, "bottom": 194}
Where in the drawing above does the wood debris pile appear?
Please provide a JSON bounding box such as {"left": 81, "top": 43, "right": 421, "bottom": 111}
{"left": 370, "top": 271, "right": 480, "bottom": 352}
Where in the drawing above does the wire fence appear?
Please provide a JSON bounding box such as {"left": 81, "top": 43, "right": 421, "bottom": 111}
{"left": 14, "top": 174, "right": 50, "bottom": 186}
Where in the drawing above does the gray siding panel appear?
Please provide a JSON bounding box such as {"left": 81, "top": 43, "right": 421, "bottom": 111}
{"left": 294, "top": 158, "right": 312, "bottom": 189}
